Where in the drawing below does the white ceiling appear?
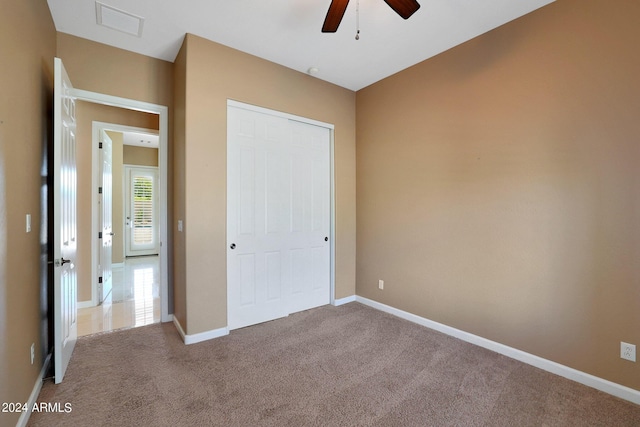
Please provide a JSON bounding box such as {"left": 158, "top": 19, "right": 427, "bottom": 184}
{"left": 47, "top": 0, "right": 554, "bottom": 91}
{"left": 123, "top": 131, "right": 159, "bottom": 149}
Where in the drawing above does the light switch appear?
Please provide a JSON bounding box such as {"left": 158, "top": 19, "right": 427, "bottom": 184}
{"left": 178, "top": 220, "right": 183, "bottom": 232}
{"left": 26, "top": 214, "right": 31, "bottom": 233}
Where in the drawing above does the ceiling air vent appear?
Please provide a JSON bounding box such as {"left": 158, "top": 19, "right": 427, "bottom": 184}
{"left": 95, "top": 1, "right": 144, "bottom": 37}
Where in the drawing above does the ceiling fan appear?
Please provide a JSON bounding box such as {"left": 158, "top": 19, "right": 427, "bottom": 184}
{"left": 322, "top": 0, "right": 421, "bottom": 33}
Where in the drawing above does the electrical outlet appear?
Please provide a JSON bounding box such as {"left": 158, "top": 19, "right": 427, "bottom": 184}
{"left": 30, "top": 343, "right": 35, "bottom": 365}
{"left": 378, "top": 279, "right": 384, "bottom": 290}
{"left": 621, "top": 342, "right": 636, "bottom": 362}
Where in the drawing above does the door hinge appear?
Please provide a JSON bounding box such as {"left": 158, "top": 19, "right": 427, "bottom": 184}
{"left": 98, "top": 187, "right": 102, "bottom": 194}
{"left": 98, "top": 276, "right": 103, "bottom": 284}
{"left": 98, "top": 232, "right": 102, "bottom": 239}
{"left": 99, "top": 142, "right": 103, "bottom": 149}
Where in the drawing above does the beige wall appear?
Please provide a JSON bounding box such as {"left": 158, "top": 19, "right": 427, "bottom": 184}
{"left": 0, "top": 0, "right": 56, "bottom": 424}
{"left": 75, "top": 102, "right": 158, "bottom": 302}
{"left": 124, "top": 146, "right": 158, "bottom": 167}
{"left": 177, "top": 34, "right": 356, "bottom": 334}
{"left": 56, "top": 33, "right": 174, "bottom": 107}
{"left": 356, "top": 0, "right": 640, "bottom": 390}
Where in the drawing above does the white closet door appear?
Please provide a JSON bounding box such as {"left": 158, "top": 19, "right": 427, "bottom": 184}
{"left": 227, "top": 106, "right": 330, "bottom": 330}
{"left": 227, "top": 107, "right": 291, "bottom": 329}
{"left": 287, "top": 120, "right": 331, "bottom": 313}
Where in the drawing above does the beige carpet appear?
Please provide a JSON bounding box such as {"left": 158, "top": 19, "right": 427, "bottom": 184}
{"left": 29, "top": 303, "right": 640, "bottom": 426}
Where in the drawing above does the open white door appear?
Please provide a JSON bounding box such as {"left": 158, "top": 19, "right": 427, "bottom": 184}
{"left": 98, "top": 129, "right": 113, "bottom": 304}
{"left": 53, "top": 57, "right": 78, "bottom": 383}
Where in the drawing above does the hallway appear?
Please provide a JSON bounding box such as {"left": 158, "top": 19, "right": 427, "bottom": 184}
{"left": 77, "top": 256, "right": 161, "bottom": 336}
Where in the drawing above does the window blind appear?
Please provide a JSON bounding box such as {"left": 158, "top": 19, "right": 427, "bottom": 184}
{"left": 132, "top": 176, "right": 154, "bottom": 245}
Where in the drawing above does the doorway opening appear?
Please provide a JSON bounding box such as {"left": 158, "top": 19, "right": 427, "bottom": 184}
{"left": 70, "top": 89, "right": 170, "bottom": 326}
{"left": 78, "top": 122, "right": 162, "bottom": 336}
{"left": 52, "top": 57, "right": 170, "bottom": 384}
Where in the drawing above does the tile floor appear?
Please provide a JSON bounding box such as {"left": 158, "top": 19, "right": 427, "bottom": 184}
{"left": 77, "top": 256, "right": 161, "bottom": 336}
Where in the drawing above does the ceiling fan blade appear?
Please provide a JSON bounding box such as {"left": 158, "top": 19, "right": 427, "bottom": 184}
{"left": 322, "top": 0, "right": 350, "bottom": 33}
{"left": 383, "top": 0, "right": 420, "bottom": 19}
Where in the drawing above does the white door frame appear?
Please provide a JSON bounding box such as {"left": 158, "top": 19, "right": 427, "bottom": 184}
{"left": 226, "top": 99, "right": 337, "bottom": 317}
{"left": 97, "top": 128, "right": 113, "bottom": 305}
{"left": 90, "top": 122, "right": 160, "bottom": 307}
{"left": 74, "top": 89, "right": 171, "bottom": 323}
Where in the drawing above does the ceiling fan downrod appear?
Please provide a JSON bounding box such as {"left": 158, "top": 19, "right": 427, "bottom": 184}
{"left": 355, "top": 0, "right": 360, "bottom": 40}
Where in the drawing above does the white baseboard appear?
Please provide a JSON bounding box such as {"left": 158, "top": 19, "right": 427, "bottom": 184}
{"left": 332, "top": 295, "right": 356, "bottom": 306}
{"left": 77, "top": 300, "right": 95, "bottom": 309}
{"left": 16, "top": 353, "right": 51, "bottom": 427}
{"left": 356, "top": 296, "right": 640, "bottom": 406}
{"left": 173, "top": 317, "right": 229, "bottom": 345}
